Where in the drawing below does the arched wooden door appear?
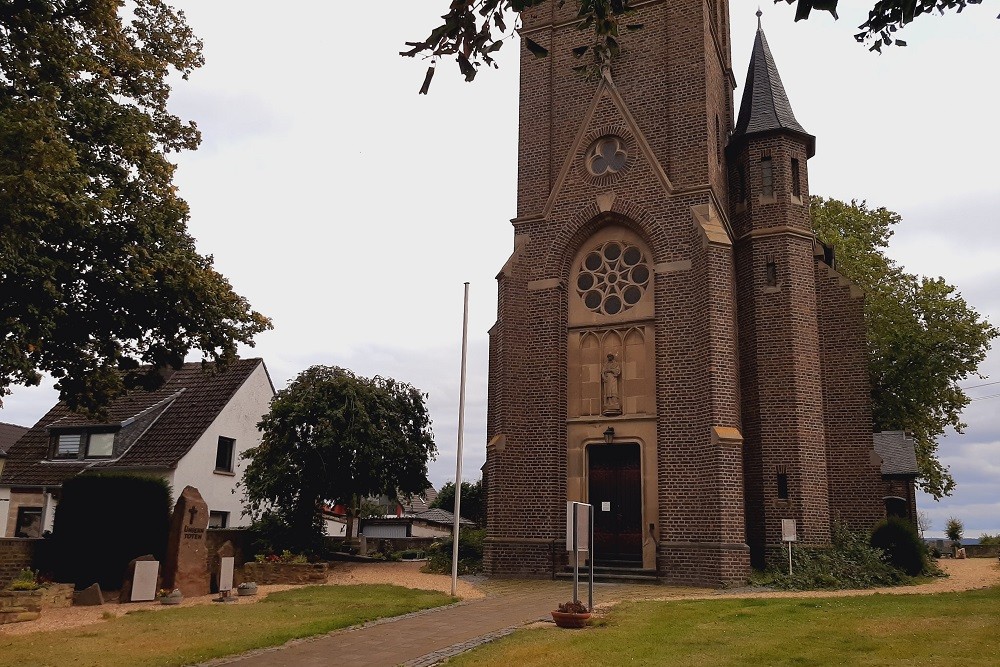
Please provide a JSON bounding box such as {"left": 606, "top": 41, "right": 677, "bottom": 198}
{"left": 588, "top": 443, "right": 642, "bottom": 566}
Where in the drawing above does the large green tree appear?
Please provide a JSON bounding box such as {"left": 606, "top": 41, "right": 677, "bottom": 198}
{"left": 1, "top": 0, "right": 270, "bottom": 412}
{"left": 431, "top": 478, "right": 486, "bottom": 527}
{"left": 811, "top": 197, "right": 997, "bottom": 499}
{"left": 241, "top": 365, "right": 437, "bottom": 553}
{"left": 406, "top": 1, "right": 991, "bottom": 91}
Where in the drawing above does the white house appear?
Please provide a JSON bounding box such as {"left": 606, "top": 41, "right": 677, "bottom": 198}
{"left": 0, "top": 358, "right": 274, "bottom": 537}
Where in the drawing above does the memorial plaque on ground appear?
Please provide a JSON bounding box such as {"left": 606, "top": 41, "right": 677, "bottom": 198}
{"left": 131, "top": 561, "right": 159, "bottom": 602}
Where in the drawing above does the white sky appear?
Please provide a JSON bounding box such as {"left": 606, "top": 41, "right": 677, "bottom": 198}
{"left": 3, "top": 2, "right": 997, "bottom": 539}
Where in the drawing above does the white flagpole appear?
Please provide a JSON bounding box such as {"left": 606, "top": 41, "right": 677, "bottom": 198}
{"left": 451, "top": 282, "right": 470, "bottom": 597}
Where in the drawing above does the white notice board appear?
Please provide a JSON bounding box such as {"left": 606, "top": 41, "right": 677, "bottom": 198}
{"left": 781, "top": 518, "right": 797, "bottom": 543}
{"left": 565, "top": 501, "right": 591, "bottom": 552}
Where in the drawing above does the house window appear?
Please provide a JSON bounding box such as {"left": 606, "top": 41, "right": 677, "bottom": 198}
{"left": 52, "top": 431, "right": 116, "bottom": 459}
{"left": 55, "top": 434, "right": 82, "bottom": 458}
{"left": 791, "top": 158, "right": 801, "bottom": 198}
{"left": 209, "top": 511, "right": 229, "bottom": 529}
{"left": 215, "top": 436, "right": 235, "bottom": 473}
{"left": 87, "top": 432, "right": 115, "bottom": 458}
{"left": 15, "top": 506, "right": 43, "bottom": 538}
{"left": 761, "top": 157, "right": 773, "bottom": 198}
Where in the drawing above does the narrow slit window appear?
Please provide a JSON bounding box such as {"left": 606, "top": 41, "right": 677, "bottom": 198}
{"left": 791, "top": 158, "right": 801, "bottom": 197}
{"left": 776, "top": 464, "right": 789, "bottom": 500}
{"left": 765, "top": 254, "right": 778, "bottom": 287}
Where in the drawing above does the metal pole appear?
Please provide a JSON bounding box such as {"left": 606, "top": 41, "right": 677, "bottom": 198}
{"left": 572, "top": 502, "right": 579, "bottom": 603}
{"left": 788, "top": 542, "right": 793, "bottom": 576}
{"left": 588, "top": 503, "right": 594, "bottom": 611}
{"left": 451, "top": 282, "right": 470, "bottom": 598}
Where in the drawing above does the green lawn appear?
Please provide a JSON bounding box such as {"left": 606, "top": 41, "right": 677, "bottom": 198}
{"left": 451, "top": 586, "right": 1000, "bottom": 666}
{"left": 0, "top": 584, "right": 453, "bottom": 667}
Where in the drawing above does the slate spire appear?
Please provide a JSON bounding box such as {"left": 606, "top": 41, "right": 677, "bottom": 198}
{"left": 731, "top": 18, "right": 815, "bottom": 157}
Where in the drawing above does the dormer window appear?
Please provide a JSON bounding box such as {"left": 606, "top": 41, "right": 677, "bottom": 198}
{"left": 51, "top": 430, "right": 117, "bottom": 460}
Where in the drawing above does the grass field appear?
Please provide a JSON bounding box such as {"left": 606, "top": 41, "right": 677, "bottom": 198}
{"left": 0, "top": 584, "right": 452, "bottom": 667}
{"left": 450, "top": 586, "right": 1000, "bottom": 666}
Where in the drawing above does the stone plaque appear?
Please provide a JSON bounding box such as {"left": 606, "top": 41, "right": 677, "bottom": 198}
{"left": 163, "top": 486, "right": 211, "bottom": 596}
{"left": 219, "top": 557, "right": 234, "bottom": 592}
{"left": 131, "top": 560, "right": 159, "bottom": 601}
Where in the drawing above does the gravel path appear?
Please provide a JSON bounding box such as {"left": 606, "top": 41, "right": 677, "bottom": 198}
{"left": 1, "top": 558, "right": 995, "bottom": 638}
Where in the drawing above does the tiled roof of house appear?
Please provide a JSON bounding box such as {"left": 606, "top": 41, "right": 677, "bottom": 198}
{"left": 731, "top": 21, "right": 815, "bottom": 157}
{"left": 873, "top": 431, "right": 920, "bottom": 477}
{"left": 0, "top": 422, "right": 28, "bottom": 457}
{"left": 416, "top": 508, "right": 474, "bottom": 527}
{"left": 0, "top": 359, "right": 265, "bottom": 487}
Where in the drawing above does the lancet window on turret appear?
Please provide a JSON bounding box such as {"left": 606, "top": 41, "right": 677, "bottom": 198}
{"left": 791, "top": 158, "right": 802, "bottom": 200}
{"left": 760, "top": 156, "right": 774, "bottom": 198}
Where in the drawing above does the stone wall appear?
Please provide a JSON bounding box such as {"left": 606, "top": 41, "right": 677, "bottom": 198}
{"left": 243, "top": 562, "right": 328, "bottom": 585}
{"left": 965, "top": 545, "right": 1000, "bottom": 558}
{"left": 0, "top": 538, "right": 36, "bottom": 589}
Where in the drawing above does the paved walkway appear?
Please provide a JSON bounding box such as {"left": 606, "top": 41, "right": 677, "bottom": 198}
{"left": 208, "top": 578, "right": 698, "bottom": 667}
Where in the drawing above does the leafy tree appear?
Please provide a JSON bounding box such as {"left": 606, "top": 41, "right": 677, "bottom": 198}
{"left": 406, "top": 1, "right": 993, "bottom": 91}
{"left": 978, "top": 533, "right": 1000, "bottom": 547}
{"left": 1, "top": 0, "right": 271, "bottom": 412}
{"left": 241, "top": 365, "right": 436, "bottom": 554}
{"left": 811, "top": 198, "right": 997, "bottom": 499}
{"left": 431, "top": 479, "right": 486, "bottom": 527}
{"left": 945, "top": 516, "right": 964, "bottom": 547}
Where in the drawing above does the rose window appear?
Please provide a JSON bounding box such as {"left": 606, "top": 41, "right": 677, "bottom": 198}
{"left": 576, "top": 241, "right": 650, "bottom": 315}
{"left": 586, "top": 136, "right": 627, "bottom": 177}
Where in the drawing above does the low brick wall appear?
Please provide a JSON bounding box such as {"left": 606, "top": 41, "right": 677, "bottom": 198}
{"left": 0, "top": 538, "right": 37, "bottom": 589}
{"left": 243, "top": 562, "right": 329, "bottom": 585}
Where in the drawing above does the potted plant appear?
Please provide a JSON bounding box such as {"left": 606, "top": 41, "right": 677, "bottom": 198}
{"left": 237, "top": 581, "right": 258, "bottom": 596}
{"left": 158, "top": 588, "right": 183, "bottom": 605}
{"left": 551, "top": 599, "right": 591, "bottom": 628}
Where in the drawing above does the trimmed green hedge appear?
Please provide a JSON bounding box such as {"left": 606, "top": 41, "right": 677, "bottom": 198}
{"left": 52, "top": 473, "right": 171, "bottom": 589}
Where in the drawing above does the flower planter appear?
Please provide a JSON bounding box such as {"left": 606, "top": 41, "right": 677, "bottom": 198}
{"left": 237, "top": 583, "right": 258, "bottom": 596}
{"left": 158, "top": 590, "right": 183, "bottom": 605}
{"left": 551, "top": 610, "right": 591, "bottom": 629}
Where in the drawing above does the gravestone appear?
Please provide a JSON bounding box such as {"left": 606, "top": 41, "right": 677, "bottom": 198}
{"left": 119, "top": 554, "right": 158, "bottom": 602}
{"left": 162, "top": 486, "right": 211, "bottom": 596}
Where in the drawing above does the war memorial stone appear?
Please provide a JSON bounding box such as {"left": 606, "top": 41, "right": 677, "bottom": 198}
{"left": 163, "top": 486, "right": 210, "bottom": 596}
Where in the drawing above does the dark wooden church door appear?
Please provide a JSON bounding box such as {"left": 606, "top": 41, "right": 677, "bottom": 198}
{"left": 588, "top": 443, "right": 642, "bottom": 566}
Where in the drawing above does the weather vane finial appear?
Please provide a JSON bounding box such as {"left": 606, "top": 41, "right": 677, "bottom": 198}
{"left": 756, "top": 7, "right": 763, "bottom": 29}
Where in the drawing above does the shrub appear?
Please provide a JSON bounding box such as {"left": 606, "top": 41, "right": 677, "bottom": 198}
{"left": 422, "top": 528, "right": 484, "bottom": 575}
{"left": 7, "top": 568, "right": 40, "bottom": 591}
{"left": 756, "top": 523, "right": 906, "bottom": 590}
{"left": 52, "top": 473, "right": 171, "bottom": 590}
{"left": 870, "top": 517, "right": 927, "bottom": 576}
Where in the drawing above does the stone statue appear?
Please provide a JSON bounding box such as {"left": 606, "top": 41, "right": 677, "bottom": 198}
{"left": 602, "top": 353, "right": 622, "bottom": 416}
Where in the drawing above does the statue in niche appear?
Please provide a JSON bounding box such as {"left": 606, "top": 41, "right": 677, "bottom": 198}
{"left": 602, "top": 353, "right": 622, "bottom": 416}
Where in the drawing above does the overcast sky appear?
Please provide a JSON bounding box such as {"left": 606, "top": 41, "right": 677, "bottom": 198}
{"left": 2, "top": 2, "right": 997, "bottom": 539}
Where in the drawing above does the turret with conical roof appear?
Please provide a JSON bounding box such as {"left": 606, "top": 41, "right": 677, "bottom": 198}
{"left": 730, "top": 13, "right": 815, "bottom": 157}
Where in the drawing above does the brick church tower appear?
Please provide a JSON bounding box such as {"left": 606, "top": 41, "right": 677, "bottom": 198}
{"left": 483, "top": 2, "right": 886, "bottom": 585}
